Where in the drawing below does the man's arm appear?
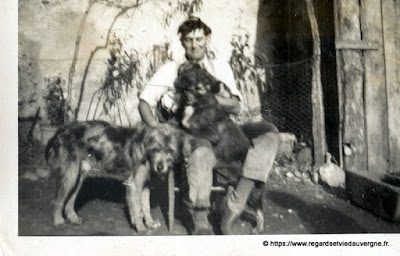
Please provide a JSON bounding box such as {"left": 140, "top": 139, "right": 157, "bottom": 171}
{"left": 138, "top": 100, "right": 159, "bottom": 128}
{"left": 138, "top": 62, "right": 177, "bottom": 127}
{"left": 215, "top": 95, "right": 241, "bottom": 115}
{"left": 210, "top": 60, "right": 242, "bottom": 115}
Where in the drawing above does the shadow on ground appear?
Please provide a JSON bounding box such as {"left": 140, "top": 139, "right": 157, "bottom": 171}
{"left": 266, "top": 191, "right": 367, "bottom": 233}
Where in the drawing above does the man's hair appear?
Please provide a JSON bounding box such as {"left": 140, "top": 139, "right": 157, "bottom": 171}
{"left": 178, "top": 17, "right": 212, "bottom": 38}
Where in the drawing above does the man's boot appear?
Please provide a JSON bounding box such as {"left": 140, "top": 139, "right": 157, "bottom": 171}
{"left": 221, "top": 178, "right": 255, "bottom": 235}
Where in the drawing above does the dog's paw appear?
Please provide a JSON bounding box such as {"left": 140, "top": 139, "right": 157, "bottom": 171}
{"left": 135, "top": 221, "right": 147, "bottom": 233}
{"left": 68, "top": 215, "right": 83, "bottom": 225}
{"left": 137, "top": 229, "right": 155, "bottom": 235}
{"left": 252, "top": 224, "right": 265, "bottom": 235}
{"left": 53, "top": 216, "right": 66, "bottom": 226}
{"left": 136, "top": 226, "right": 147, "bottom": 234}
{"left": 146, "top": 220, "right": 161, "bottom": 229}
{"left": 251, "top": 227, "right": 260, "bottom": 235}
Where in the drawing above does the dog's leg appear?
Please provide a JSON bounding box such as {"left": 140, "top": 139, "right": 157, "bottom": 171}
{"left": 125, "top": 163, "right": 148, "bottom": 233}
{"left": 53, "top": 162, "right": 80, "bottom": 226}
{"left": 64, "top": 167, "right": 85, "bottom": 225}
{"left": 141, "top": 186, "right": 161, "bottom": 229}
{"left": 125, "top": 174, "right": 143, "bottom": 231}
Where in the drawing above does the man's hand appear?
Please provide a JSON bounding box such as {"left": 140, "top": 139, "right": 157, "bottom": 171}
{"left": 214, "top": 95, "right": 241, "bottom": 115}
{"left": 160, "top": 90, "right": 178, "bottom": 113}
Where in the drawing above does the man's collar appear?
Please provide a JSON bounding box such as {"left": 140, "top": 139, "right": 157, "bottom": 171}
{"left": 176, "top": 56, "right": 214, "bottom": 74}
{"left": 187, "top": 57, "right": 207, "bottom": 66}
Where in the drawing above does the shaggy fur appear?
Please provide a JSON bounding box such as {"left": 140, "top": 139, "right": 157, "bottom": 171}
{"left": 46, "top": 120, "right": 181, "bottom": 232}
{"left": 174, "top": 63, "right": 251, "bottom": 164}
{"left": 174, "top": 63, "right": 265, "bottom": 233}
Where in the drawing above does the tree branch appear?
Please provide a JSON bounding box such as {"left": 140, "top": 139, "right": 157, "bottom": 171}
{"left": 71, "top": 0, "right": 149, "bottom": 120}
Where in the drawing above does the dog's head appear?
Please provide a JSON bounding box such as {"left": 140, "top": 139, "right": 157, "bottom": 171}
{"left": 175, "top": 63, "right": 227, "bottom": 129}
{"left": 175, "top": 63, "right": 221, "bottom": 106}
{"left": 143, "top": 124, "right": 180, "bottom": 178}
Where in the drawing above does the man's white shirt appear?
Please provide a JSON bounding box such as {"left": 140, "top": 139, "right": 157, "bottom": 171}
{"left": 139, "top": 57, "right": 244, "bottom": 113}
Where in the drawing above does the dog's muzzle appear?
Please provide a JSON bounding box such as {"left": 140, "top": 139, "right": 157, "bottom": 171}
{"left": 152, "top": 160, "right": 172, "bottom": 179}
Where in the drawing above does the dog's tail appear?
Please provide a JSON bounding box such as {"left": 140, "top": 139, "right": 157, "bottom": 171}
{"left": 44, "top": 127, "right": 63, "bottom": 163}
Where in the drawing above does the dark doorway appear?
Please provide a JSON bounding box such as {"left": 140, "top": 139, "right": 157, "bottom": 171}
{"left": 254, "top": 0, "right": 339, "bottom": 160}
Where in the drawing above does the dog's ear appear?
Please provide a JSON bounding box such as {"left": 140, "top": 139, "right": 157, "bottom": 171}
{"left": 168, "top": 137, "right": 179, "bottom": 156}
{"left": 157, "top": 123, "right": 175, "bottom": 136}
{"left": 130, "top": 142, "right": 146, "bottom": 166}
{"left": 158, "top": 124, "right": 180, "bottom": 154}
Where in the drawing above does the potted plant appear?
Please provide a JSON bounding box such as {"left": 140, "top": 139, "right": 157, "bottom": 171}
{"left": 40, "top": 75, "right": 70, "bottom": 145}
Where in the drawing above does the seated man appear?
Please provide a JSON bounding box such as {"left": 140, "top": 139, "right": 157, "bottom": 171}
{"left": 138, "top": 17, "right": 280, "bottom": 235}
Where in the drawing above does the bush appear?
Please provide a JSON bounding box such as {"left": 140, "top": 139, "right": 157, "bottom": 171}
{"left": 43, "top": 76, "right": 69, "bottom": 126}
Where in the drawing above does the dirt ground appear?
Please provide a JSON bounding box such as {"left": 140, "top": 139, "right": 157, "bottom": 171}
{"left": 18, "top": 122, "right": 400, "bottom": 236}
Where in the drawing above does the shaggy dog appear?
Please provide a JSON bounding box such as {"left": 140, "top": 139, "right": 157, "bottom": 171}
{"left": 174, "top": 63, "right": 265, "bottom": 233}
{"left": 175, "top": 63, "right": 251, "bottom": 164}
{"left": 46, "top": 120, "right": 181, "bottom": 233}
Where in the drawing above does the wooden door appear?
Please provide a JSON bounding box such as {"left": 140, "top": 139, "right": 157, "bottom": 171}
{"left": 334, "top": 0, "right": 400, "bottom": 174}
{"left": 382, "top": 0, "right": 400, "bottom": 174}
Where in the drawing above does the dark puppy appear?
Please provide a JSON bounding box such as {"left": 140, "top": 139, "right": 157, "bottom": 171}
{"left": 174, "top": 63, "right": 264, "bottom": 233}
{"left": 175, "top": 63, "right": 251, "bottom": 164}
{"left": 46, "top": 121, "right": 180, "bottom": 232}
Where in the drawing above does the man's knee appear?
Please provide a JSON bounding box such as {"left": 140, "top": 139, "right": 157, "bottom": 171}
{"left": 240, "top": 120, "right": 280, "bottom": 154}
{"left": 241, "top": 122, "right": 280, "bottom": 183}
{"left": 256, "top": 130, "right": 280, "bottom": 150}
{"left": 267, "top": 122, "right": 279, "bottom": 134}
{"left": 241, "top": 120, "right": 279, "bottom": 141}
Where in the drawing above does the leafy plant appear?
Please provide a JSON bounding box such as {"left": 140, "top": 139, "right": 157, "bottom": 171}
{"left": 101, "top": 37, "right": 142, "bottom": 116}
{"left": 229, "top": 28, "right": 267, "bottom": 95}
{"left": 43, "top": 76, "right": 70, "bottom": 126}
{"left": 87, "top": 35, "right": 173, "bottom": 125}
{"left": 69, "top": 0, "right": 204, "bottom": 119}
{"left": 163, "top": 0, "right": 203, "bottom": 25}
{"left": 229, "top": 27, "right": 268, "bottom": 123}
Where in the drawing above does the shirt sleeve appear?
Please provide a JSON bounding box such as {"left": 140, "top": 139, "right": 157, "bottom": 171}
{"left": 138, "top": 62, "right": 177, "bottom": 108}
{"left": 212, "top": 59, "right": 244, "bottom": 103}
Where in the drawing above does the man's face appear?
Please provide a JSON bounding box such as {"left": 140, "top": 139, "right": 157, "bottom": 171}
{"left": 181, "top": 29, "right": 210, "bottom": 62}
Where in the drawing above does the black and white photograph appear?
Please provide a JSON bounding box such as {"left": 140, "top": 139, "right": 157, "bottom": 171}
{"left": 1, "top": 0, "right": 400, "bottom": 254}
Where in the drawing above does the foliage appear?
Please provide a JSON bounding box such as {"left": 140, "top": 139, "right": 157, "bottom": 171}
{"left": 75, "top": 0, "right": 203, "bottom": 125}
{"left": 229, "top": 27, "right": 270, "bottom": 123}
{"left": 229, "top": 28, "right": 267, "bottom": 95}
{"left": 163, "top": 0, "right": 203, "bottom": 25}
{"left": 70, "top": 0, "right": 203, "bottom": 120}
{"left": 101, "top": 36, "right": 142, "bottom": 115}
{"left": 43, "top": 76, "right": 70, "bottom": 126}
